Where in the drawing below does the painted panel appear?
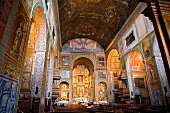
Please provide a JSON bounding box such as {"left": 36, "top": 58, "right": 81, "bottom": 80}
{"left": 0, "top": 74, "right": 18, "bottom": 113}
{"left": 98, "top": 71, "right": 107, "bottom": 78}
{"left": 21, "top": 73, "right": 32, "bottom": 91}
{"left": 60, "top": 71, "right": 69, "bottom": 78}
{"left": 142, "top": 37, "right": 152, "bottom": 58}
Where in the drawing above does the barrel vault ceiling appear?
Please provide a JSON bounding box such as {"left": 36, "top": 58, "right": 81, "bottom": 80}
{"left": 58, "top": 0, "right": 138, "bottom": 50}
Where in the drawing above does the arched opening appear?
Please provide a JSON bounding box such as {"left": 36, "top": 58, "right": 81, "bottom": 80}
{"left": 72, "top": 57, "right": 94, "bottom": 103}
{"left": 98, "top": 82, "right": 107, "bottom": 102}
{"left": 107, "top": 49, "right": 120, "bottom": 102}
{"left": 59, "top": 82, "right": 69, "bottom": 101}
{"left": 127, "top": 50, "right": 150, "bottom": 104}
{"left": 20, "top": 5, "right": 47, "bottom": 112}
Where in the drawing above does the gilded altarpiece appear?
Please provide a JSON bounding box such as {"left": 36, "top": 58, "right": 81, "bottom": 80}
{"left": 72, "top": 65, "right": 91, "bottom": 102}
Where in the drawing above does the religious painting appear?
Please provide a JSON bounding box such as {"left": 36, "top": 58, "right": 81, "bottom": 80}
{"left": 142, "top": 37, "right": 152, "bottom": 58}
{"left": 61, "top": 56, "right": 69, "bottom": 66}
{"left": 134, "top": 78, "right": 145, "bottom": 88}
{"left": 60, "top": 71, "right": 69, "bottom": 78}
{"left": 97, "top": 57, "right": 105, "bottom": 66}
{"left": 146, "top": 63, "right": 160, "bottom": 90}
{"left": 7, "top": 1, "right": 29, "bottom": 60}
{"left": 21, "top": 73, "right": 32, "bottom": 91}
{"left": 98, "top": 82, "right": 107, "bottom": 101}
{"left": 98, "top": 71, "right": 107, "bottom": 78}
{"left": 24, "top": 57, "right": 33, "bottom": 72}
{"left": 59, "top": 82, "right": 69, "bottom": 100}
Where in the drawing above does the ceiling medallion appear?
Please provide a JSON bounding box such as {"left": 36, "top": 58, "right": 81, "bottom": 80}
{"left": 75, "top": 23, "right": 96, "bottom": 36}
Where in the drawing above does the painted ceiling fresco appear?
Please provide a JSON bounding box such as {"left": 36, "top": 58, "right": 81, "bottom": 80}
{"left": 58, "top": 0, "right": 138, "bottom": 49}
{"left": 62, "top": 38, "right": 104, "bottom": 52}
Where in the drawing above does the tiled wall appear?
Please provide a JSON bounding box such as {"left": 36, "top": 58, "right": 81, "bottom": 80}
{"left": 0, "top": 74, "right": 18, "bottom": 113}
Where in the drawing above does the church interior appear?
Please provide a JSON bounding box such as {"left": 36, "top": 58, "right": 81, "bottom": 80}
{"left": 0, "top": 0, "right": 170, "bottom": 113}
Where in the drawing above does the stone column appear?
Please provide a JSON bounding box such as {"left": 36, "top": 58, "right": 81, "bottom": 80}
{"left": 69, "top": 69, "right": 73, "bottom": 104}
{"left": 94, "top": 69, "right": 98, "bottom": 101}
{"left": 153, "top": 37, "right": 169, "bottom": 105}
{"left": 126, "top": 70, "right": 134, "bottom": 98}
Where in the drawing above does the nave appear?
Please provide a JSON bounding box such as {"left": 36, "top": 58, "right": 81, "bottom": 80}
{"left": 0, "top": 0, "right": 170, "bottom": 113}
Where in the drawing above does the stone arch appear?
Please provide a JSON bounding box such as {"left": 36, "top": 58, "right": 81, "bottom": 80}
{"left": 31, "top": 1, "right": 44, "bottom": 17}
{"left": 151, "top": 35, "right": 168, "bottom": 105}
{"left": 33, "top": 6, "right": 47, "bottom": 51}
{"left": 107, "top": 49, "right": 120, "bottom": 69}
{"left": 30, "top": 5, "right": 47, "bottom": 98}
{"left": 126, "top": 49, "right": 145, "bottom": 71}
{"left": 126, "top": 50, "right": 150, "bottom": 104}
{"left": 70, "top": 54, "right": 96, "bottom": 69}
{"left": 106, "top": 49, "right": 121, "bottom": 102}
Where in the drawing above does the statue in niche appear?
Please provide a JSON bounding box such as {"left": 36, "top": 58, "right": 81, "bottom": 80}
{"left": 73, "top": 87, "right": 77, "bottom": 97}
{"left": 73, "top": 76, "right": 76, "bottom": 83}
{"left": 79, "top": 87, "right": 83, "bottom": 97}
{"left": 85, "top": 87, "right": 88, "bottom": 97}
{"left": 78, "top": 75, "right": 83, "bottom": 83}
{"left": 10, "top": 23, "right": 24, "bottom": 57}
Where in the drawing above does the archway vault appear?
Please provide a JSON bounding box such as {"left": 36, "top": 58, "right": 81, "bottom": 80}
{"left": 72, "top": 57, "right": 95, "bottom": 102}
{"left": 73, "top": 57, "right": 94, "bottom": 71}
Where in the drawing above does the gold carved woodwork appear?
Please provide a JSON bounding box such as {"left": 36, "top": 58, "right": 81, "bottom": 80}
{"left": 72, "top": 65, "right": 90, "bottom": 98}
{"left": 0, "top": 57, "right": 20, "bottom": 80}
{"left": 60, "top": 83, "right": 69, "bottom": 100}
{"left": 6, "top": 0, "right": 29, "bottom": 61}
